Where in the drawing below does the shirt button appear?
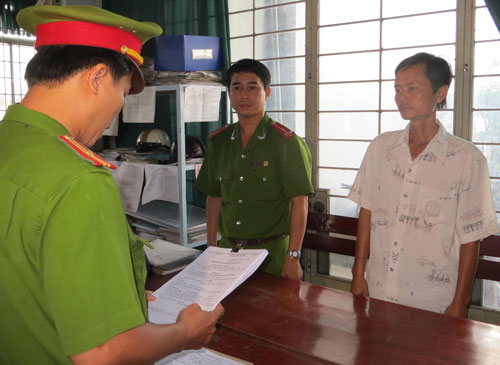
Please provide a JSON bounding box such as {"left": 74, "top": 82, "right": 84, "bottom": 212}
{"left": 408, "top": 168, "right": 412, "bottom": 173}
{"left": 390, "top": 267, "right": 394, "bottom": 271}
{"left": 236, "top": 220, "right": 241, "bottom": 225}
{"left": 394, "top": 242, "right": 398, "bottom": 246}
{"left": 403, "top": 194, "right": 408, "bottom": 198}
{"left": 238, "top": 199, "right": 243, "bottom": 204}
{"left": 262, "top": 176, "right": 267, "bottom": 182}
{"left": 219, "top": 176, "right": 222, "bottom": 181}
{"left": 239, "top": 176, "right": 244, "bottom": 181}
{"left": 241, "top": 154, "right": 246, "bottom": 159}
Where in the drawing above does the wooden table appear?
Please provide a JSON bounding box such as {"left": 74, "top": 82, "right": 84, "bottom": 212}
{"left": 146, "top": 272, "right": 500, "bottom": 364}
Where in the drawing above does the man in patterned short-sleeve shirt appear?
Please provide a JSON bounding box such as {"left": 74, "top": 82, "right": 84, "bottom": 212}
{"left": 348, "top": 53, "right": 498, "bottom": 317}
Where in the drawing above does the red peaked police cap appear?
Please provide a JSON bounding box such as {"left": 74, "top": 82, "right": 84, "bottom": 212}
{"left": 16, "top": 5, "right": 163, "bottom": 95}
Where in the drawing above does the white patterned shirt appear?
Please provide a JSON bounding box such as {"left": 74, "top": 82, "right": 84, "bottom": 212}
{"left": 348, "top": 121, "right": 498, "bottom": 313}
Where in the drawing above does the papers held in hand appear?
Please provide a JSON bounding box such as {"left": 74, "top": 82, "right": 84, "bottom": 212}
{"left": 144, "top": 239, "right": 201, "bottom": 274}
{"left": 148, "top": 246, "right": 268, "bottom": 324}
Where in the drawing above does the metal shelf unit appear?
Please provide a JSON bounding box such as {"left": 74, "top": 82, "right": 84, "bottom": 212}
{"left": 155, "top": 83, "right": 229, "bottom": 247}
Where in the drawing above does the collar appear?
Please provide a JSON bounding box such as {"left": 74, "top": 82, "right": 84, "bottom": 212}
{"left": 230, "top": 113, "right": 272, "bottom": 144}
{"left": 2, "top": 104, "right": 70, "bottom": 137}
{"left": 390, "top": 119, "right": 448, "bottom": 165}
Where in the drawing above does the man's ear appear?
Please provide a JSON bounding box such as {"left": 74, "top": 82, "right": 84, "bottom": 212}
{"left": 265, "top": 87, "right": 271, "bottom": 101}
{"left": 436, "top": 85, "right": 449, "bottom": 105}
{"left": 87, "top": 64, "right": 108, "bottom": 94}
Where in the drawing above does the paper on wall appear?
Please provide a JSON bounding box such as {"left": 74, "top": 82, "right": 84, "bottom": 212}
{"left": 184, "top": 85, "right": 221, "bottom": 122}
{"left": 113, "top": 162, "right": 144, "bottom": 212}
{"left": 142, "top": 164, "right": 179, "bottom": 205}
{"left": 123, "top": 86, "right": 156, "bottom": 123}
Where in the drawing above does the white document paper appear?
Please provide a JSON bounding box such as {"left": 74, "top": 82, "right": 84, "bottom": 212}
{"left": 148, "top": 246, "right": 268, "bottom": 325}
{"left": 142, "top": 164, "right": 179, "bottom": 205}
{"left": 184, "top": 85, "right": 222, "bottom": 122}
{"left": 113, "top": 162, "right": 144, "bottom": 212}
{"left": 123, "top": 86, "right": 156, "bottom": 123}
{"left": 110, "top": 161, "right": 122, "bottom": 180}
{"left": 156, "top": 348, "right": 247, "bottom": 365}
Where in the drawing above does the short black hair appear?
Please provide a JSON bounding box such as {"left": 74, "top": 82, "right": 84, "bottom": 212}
{"left": 25, "top": 45, "right": 135, "bottom": 88}
{"left": 395, "top": 52, "right": 452, "bottom": 109}
{"left": 224, "top": 58, "right": 271, "bottom": 89}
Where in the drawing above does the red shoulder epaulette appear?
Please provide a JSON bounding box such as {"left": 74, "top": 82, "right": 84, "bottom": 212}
{"left": 207, "top": 124, "right": 229, "bottom": 139}
{"left": 58, "top": 135, "right": 117, "bottom": 170}
{"left": 270, "top": 121, "right": 295, "bottom": 139}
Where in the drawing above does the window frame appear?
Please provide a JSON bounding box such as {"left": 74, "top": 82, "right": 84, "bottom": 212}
{"left": 0, "top": 31, "right": 35, "bottom": 118}
{"left": 228, "top": 0, "right": 500, "bottom": 313}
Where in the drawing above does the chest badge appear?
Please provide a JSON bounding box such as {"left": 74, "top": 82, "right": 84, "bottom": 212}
{"left": 251, "top": 161, "right": 269, "bottom": 168}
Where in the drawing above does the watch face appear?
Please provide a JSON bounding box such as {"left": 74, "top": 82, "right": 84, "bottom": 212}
{"left": 289, "top": 250, "right": 300, "bottom": 259}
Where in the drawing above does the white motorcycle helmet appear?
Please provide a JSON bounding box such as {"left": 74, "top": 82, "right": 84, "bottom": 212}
{"left": 136, "top": 129, "right": 171, "bottom": 152}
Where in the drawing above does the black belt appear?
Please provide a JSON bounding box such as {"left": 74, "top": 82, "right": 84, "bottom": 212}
{"left": 226, "top": 234, "right": 285, "bottom": 247}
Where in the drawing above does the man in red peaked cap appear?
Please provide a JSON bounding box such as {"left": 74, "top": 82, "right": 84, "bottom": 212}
{"left": 0, "top": 5, "right": 223, "bottom": 364}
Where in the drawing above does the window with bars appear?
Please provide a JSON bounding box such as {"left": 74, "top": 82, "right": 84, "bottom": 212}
{"left": 228, "top": 0, "right": 306, "bottom": 137}
{"left": 228, "top": 0, "right": 500, "bottom": 312}
{"left": 317, "top": 0, "right": 457, "bottom": 217}
{"left": 0, "top": 31, "right": 35, "bottom": 119}
{"left": 472, "top": 3, "right": 500, "bottom": 312}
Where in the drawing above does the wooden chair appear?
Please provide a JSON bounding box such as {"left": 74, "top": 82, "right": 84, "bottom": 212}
{"left": 303, "top": 212, "right": 500, "bottom": 282}
{"left": 477, "top": 235, "right": 500, "bottom": 282}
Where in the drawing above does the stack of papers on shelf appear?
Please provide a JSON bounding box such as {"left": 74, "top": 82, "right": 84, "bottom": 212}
{"left": 158, "top": 226, "right": 207, "bottom": 243}
{"left": 144, "top": 239, "right": 201, "bottom": 275}
{"left": 154, "top": 71, "right": 222, "bottom": 85}
{"left": 126, "top": 200, "right": 207, "bottom": 243}
{"left": 120, "top": 151, "right": 171, "bottom": 164}
{"left": 132, "top": 220, "right": 163, "bottom": 236}
{"left": 140, "top": 56, "right": 223, "bottom": 86}
{"left": 127, "top": 200, "right": 206, "bottom": 230}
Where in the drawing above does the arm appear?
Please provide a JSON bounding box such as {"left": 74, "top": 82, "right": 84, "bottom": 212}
{"left": 281, "top": 195, "right": 308, "bottom": 280}
{"left": 206, "top": 195, "right": 222, "bottom": 247}
{"left": 351, "top": 207, "right": 371, "bottom": 296}
{"left": 444, "top": 240, "right": 479, "bottom": 318}
{"left": 70, "top": 303, "right": 224, "bottom": 364}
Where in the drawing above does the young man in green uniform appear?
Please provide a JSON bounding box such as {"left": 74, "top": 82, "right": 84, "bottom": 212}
{"left": 195, "top": 59, "right": 314, "bottom": 280}
{"left": 0, "top": 5, "right": 223, "bottom": 364}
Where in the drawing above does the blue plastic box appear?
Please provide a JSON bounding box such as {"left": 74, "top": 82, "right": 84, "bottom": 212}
{"left": 154, "top": 35, "right": 224, "bottom": 72}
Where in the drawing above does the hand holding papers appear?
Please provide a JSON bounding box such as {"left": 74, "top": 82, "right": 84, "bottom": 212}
{"left": 150, "top": 246, "right": 265, "bottom": 364}
{"left": 148, "top": 246, "right": 268, "bottom": 324}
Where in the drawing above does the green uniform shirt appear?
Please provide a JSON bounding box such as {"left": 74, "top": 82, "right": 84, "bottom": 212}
{"left": 194, "top": 113, "right": 314, "bottom": 239}
{"left": 0, "top": 105, "right": 148, "bottom": 364}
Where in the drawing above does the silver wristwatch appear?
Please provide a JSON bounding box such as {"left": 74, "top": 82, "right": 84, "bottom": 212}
{"left": 287, "top": 249, "right": 301, "bottom": 259}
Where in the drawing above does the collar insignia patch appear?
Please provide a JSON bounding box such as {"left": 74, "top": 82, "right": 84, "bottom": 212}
{"left": 270, "top": 121, "right": 295, "bottom": 139}
{"left": 58, "top": 135, "right": 116, "bottom": 169}
{"left": 208, "top": 124, "right": 230, "bottom": 139}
